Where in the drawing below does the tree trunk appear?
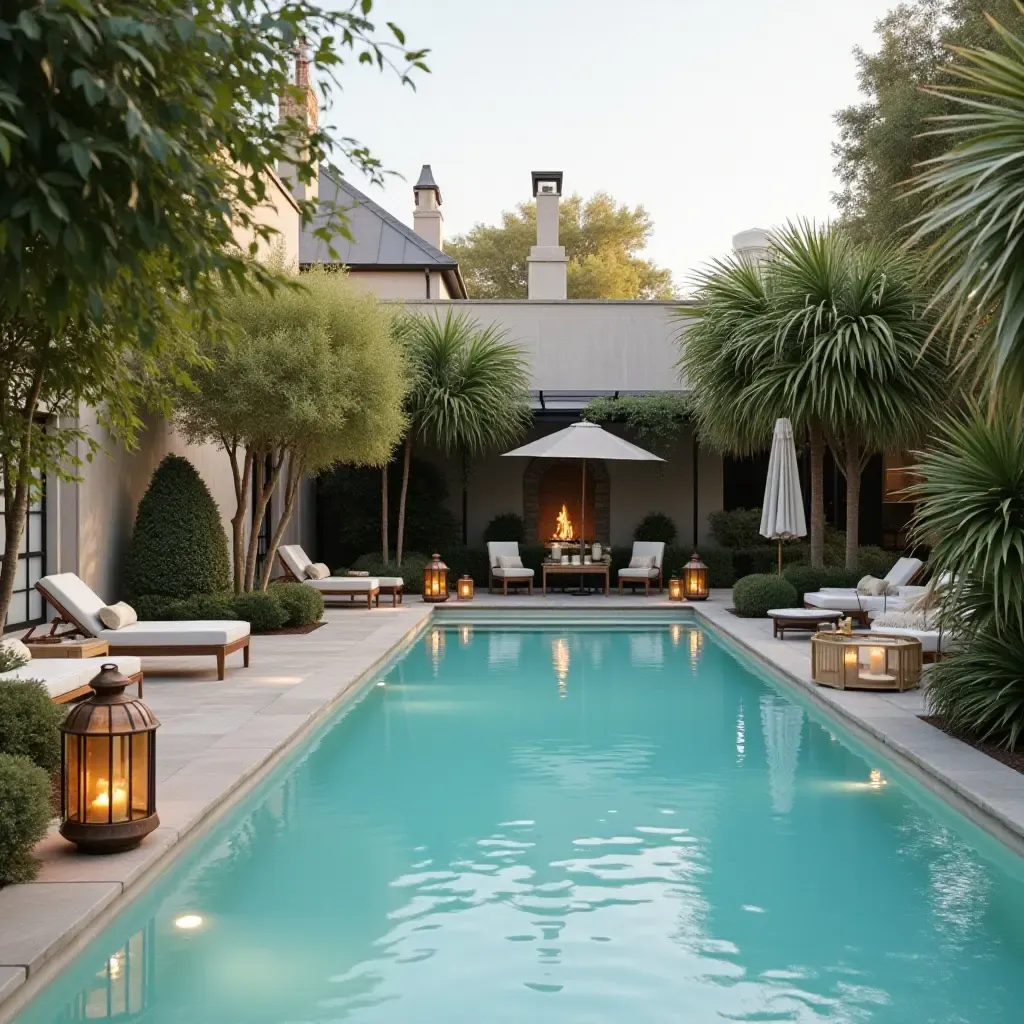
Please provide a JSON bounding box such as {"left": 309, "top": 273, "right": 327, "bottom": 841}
{"left": 460, "top": 450, "right": 469, "bottom": 546}
{"left": 395, "top": 433, "right": 413, "bottom": 567}
{"left": 0, "top": 368, "right": 44, "bottom": 631}
{"left": 808, "top": 422, "right": 826, "bottom": 568}
{"left": 381, "top": 464, "right": 390, "bottom": 563}
{"left": 244, "top": 447, "right": 284, "bottom": 591}
{"left": 844, "top": 440, "right": 861, "bottom": 570}
{"left": 226, "top": 441, "right": 253, "bottom": 594}
{"left": 260, "top": 455, "right": 306, "bottom": 591}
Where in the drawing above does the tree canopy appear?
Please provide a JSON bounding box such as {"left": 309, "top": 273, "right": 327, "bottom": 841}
{"left": 832, "top": 0, "right": 1018, "bottom": 243}
{"left": 446, "top": 192, "right": 675, "bottom": 299}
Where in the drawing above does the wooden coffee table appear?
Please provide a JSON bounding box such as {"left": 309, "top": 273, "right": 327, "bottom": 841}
{"left": 25, "top": 638, "right": 109, "bottom": 659}
{"left": 542, "top": 562, "right": 610, "bottom": 596}
{"left": 768, "top": 608, "right": 841, "bottom": 639}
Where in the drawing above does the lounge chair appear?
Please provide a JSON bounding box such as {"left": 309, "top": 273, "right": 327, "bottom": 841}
{"left": 617, "top": 542, "right": 665, "bottom": 595}
{"left": 803, "top": 557, "right": 923, "bottom": 625}
{"left": 35, "top": 574, "right": 250, "bottom": 680}
{"left": 278, "top": 545, "right": 400, "bottom": 607}
{"left": 487, "top": 542, "right": 534, "bottom": 595}
{"left": 2, "top": 656, "right": 143, "bottom": 702}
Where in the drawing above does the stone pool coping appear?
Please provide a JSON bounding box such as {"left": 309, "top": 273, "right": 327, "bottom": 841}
{"left": 1, "top": 593, "right": 1023, "bottom": 1019}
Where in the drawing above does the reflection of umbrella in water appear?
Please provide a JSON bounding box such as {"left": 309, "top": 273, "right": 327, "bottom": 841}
{"left": 503, "top": 422, "right": 662, "bottom": 590}
{"left": 759, "top": 695, "right": 804, "bottom": 814}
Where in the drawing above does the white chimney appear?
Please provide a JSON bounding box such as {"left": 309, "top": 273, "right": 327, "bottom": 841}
{"left": 732, "top": 227, "right": 770, "bottom": 262}
{"left": 413, "top": 165, "right": 443, "bottom": 250}
{"left": 527, "top": 171, "right": 568, "bottom": 299}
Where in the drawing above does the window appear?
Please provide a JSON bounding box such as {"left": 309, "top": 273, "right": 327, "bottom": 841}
{"left": 0, "top": 478, "right": 47, "bottom": 630}
{"left": 883, "top": 452, "right": 921, "bottom": 503}
{"left": 252, "top": 457, "right": 272, "bottom": 581}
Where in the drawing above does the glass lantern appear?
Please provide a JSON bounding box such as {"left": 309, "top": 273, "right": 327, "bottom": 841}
{"left": 422, "top": 553, "right": 449, "bottom": 603}
{"left": 60, "top": 664, "right": 159, "bottom": 853}
{"left": 683, "top": 551, "right": 709, "bottom": 601}
{"left": 668, "top": 577, "right": 684, "bottom": 601}
{"left": 457, "top": 575, "right": 474, "bottom": 601}
{"left": 811, "top": 633, "right": 922, "bottom": 692}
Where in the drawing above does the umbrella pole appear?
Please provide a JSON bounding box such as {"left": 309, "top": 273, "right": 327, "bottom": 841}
{"left": 777, "top": 539, "right": 782, "bottom": 576}
{"left": 575, "top": 459, "right": 587, "bottom": 595}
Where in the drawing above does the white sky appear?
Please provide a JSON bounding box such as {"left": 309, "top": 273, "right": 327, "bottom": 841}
{"left": 327, "top": 0, "right": 894, "bottom": 290}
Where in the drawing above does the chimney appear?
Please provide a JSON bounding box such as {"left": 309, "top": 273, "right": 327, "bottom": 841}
{"left": 732, "top": 227, "right": 770, "bottom": 262}
{"left": 277, "top": 42, "right": 319, "bottom": 204}
{"left": 413, "top": 165, "right": 443, "bottom": 250}
{"left": 528, "top": 171, "right": 568, "bottom": 300}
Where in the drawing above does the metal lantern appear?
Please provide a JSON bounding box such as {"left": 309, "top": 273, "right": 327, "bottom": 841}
{"left": 668, "top": 577, "right": 684, "bottom": 601}
{"left": 811, "top": 633, "right": 922, "bottom": 692}
{"left": 457, "top": 575, "right": 475, "bottom": 601}
{"left": 422, "top": 553, "right": 449, "bottom": 603}
{"left": 60, "top": 663, "right": 159, "bottom": 853}
{"left": 683, "top": 551, "right": 709, "bottom": 601}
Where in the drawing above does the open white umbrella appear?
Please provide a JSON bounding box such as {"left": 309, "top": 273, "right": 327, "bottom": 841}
{"left": 502, "top": 421, "right": 662, "bottom": 563}
{"left": 759, "top": 418, "right": 807, "bottom": 574}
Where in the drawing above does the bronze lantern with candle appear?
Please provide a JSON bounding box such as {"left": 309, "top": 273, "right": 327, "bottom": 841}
{"left": 422, "top": 553, "right": 450, "bottom": 603}
{"left": 60, "top": 664, "right": 159, "bottom": 853}
{"left": 457, "top": 575, "right": 474, "bottom": 600}
{"left": 668, "top": 577, "right": 684, "bottom": 601}
{"left": 682, "top": 551, "right": 709, "bottom": 601}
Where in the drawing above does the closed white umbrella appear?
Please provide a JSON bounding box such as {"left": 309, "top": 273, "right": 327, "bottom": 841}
{"left": 503, "top": 421, "right": 662, "bottom": 573}
{"left": 759, "top": 418, "right": 807, "bottom": 574}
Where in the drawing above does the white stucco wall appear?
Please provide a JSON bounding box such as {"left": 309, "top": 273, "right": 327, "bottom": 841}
{"left": 345, "top": 269, "right": 450, "bottom": 300}
{"left": 231, "top": 169, "right": 301, "bottom": 268}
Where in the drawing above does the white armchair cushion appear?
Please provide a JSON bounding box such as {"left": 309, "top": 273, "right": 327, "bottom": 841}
{"left": 497, "top": 555, "right": 524, "bottom": 569}
{"left": 631, "top": 541, "right": 665, "bottom": 569}
{"left": 305, "top": 562, "right": 330, "bottom": 580}
{"left": 99, "top": 602, "right": 138, "bottom": 630}
{"left": 488, "top": 542, "right": 522, "bottom": 569}
{"left": 492, "top": 567, "right": 534, "bottom": 579}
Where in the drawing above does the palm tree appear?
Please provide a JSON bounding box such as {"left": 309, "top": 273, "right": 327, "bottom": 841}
{"left": 681, "top": 222, "right": 948, "bottom": 569}
{"left": 395, "top": 311, "right": 531, "bottom": 566}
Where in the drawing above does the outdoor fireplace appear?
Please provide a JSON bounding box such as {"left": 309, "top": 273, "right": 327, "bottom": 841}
{"left": 524, "top": 458, "right": 609, "bottom": 546}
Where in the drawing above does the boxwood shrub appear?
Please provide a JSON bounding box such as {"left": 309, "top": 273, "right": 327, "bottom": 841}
{"left": 634, "top": 513, "right": 678, "bottom": 545}
{"left": 482, "top": 514, "right": 524, "bottom": 544}
{"left": 0, "top": 753, "right": 51, "bottom": 885}
{"left": 350, "top": 553, "right": 432, "bottom": 594}
{"left": 124, "top": 455, "right": 231, "bottom": 599}
{"left": 0, "top": 679, "right": 64, "bottom": 773}
{"left": 732, "top": 574, "right": 798, "bottom": 617}
{"left": 270, "top": 582, "right": 324, "bottom": 626}
{"left": 232, "top": 591, "right": 287, "bottom": 632}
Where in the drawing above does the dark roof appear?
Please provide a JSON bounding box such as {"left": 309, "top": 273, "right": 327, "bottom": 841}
{"left": 414, "top": 164, "right": 441, "bottom": 202}
{"left": 301, "top": 167, "right": 457, "bottom": 272}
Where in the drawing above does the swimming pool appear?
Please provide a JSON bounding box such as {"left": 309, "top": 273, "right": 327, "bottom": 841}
{"left": 12, "top": 622, "right": 1024, "bottom": 1023}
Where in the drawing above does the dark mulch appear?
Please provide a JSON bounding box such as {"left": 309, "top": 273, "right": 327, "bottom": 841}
{"left": 50, "top": 770, "right": 61, "bottom": 816}
{"left": 920, "top": 716, "right": 1024, "bottom": 776}
{"left": 253, "top": 620, "right": 326, "bottom": 637}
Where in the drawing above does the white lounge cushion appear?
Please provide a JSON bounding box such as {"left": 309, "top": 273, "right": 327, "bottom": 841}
{"left": 1, "top": 656, "right": 141, "bottom": 699}
{"left": 302, "top": 577, "right": 380, "bottom": 592}
{"left": 100, "top": 621, "right": 250, "bottom": 647}
{"left": 492, "top": 567, "right": 534, "bottom": 579}
{"left": 99, "top": 602, "right": 138, "bottom": 630}
{"left": 497, "top": 555, "right": 524, "bottom": 569}
{"left": 37, "top": 572, "right": 106, "bottom": 636}
{"left": 869, "top": 626, "right": 955, "bottom": 655}
{"left": 278, "top": 544, "right": 311, "bottom": 580}
{"left": 305, "top": 562, "right": 330, "bottom": 580}
{"left": 887, "top": 557, "right": 924, "bottom": 587}
{"left": 619, "top": 566, "right": 659, "bottom": 579}
{"left": 376, "top": 577, "right": 404, "bottom": 588}
{"left": 804, "top": 591, "right": 905, "bottom": 614}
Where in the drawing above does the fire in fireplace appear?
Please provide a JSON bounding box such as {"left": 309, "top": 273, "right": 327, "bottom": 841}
{"left": 553, "top": 504, "right": 574, "bottom": 540}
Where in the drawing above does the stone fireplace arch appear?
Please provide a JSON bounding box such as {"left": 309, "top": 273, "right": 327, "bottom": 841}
{"left": 523, "top": 458, "right": 610, "bottom": 544}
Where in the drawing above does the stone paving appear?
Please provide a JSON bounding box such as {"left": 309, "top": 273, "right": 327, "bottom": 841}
{"left": 1, "top": 589, "right": 1023, "bottom": 1019}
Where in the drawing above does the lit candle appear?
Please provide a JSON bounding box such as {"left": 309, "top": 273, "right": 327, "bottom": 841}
{"left": 843, "top": 647, "right": 858, "bottom": 674}
{"left": 689, "top": 579, "right": 697, "bottom": 594}
{"left": 869, "top": 647, "right": 886, "bottom": 675}
{"left": 91, "top": 778, "right": 128, "bottom": 817}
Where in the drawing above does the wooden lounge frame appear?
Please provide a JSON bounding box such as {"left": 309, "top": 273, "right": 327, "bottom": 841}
{"left": 34, "top": 580, "right": 250, "bottom": 682}
{"left": 487, "top": 568, "right": 534, "bottom": 596}
{"left": 277, "top": 556, "right": 387, "bottom": 608}
{"left": 618, "top": 568, "right": 663, "bottom": 596}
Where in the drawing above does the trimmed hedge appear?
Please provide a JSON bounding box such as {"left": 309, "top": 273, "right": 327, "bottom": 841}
{"left": 231, "top": 591, "right": 287, "bottom": 632}
{"left": 634, "top": 513, "right": 677, "bottom": 545}
{"left": 733, "top": 574, "right": 798, "bottom": 617}
{"left": 783, "top": 565, "right": 862, "bottom": 604}
{"left": 0, "top": 680, "right": 64, "bottom": 774}
{"left": 270, "top": 581, "right": 324, "bottom": 626}
{"left": 124, "top": 455, "right": 230, "bottom": 599}
{"left": 483, "top": 513, "right": 524, "bottom": 544}
{"left": 0, "top": 753, "right": 50, "bottom": 885}
{"left": 709, "top": 507, "right": 764, "bottom": 548}
{"left": 350, "top": 553, "right": 432, "bottom": 594}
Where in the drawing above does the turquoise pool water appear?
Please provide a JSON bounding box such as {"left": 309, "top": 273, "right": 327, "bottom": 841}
{"left": 14, "top": 623, "right": 1024, "bottom": 1023}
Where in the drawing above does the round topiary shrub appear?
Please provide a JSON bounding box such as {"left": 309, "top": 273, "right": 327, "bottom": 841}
{"left": 483, "top": 513, "right": 525, "bottom": 544}
{"left": 124, "top": 455, "right": 231, "bottom": 600}
{"left": 732, "top": 573, "right": 798, "bottom": 617}
{"left": 0, "top": 679, "right": 64, "bottom": 773}
{"left": 634, "top": 512, "right": 678, "bottom": 545}
{"left": 270, "top": 582, "right": 324, "bottom": 627}
{"left": 232, "top": 591, "right": 287, "bottom": 632}
{"left": 0, "top": 753, "right": 51, "bottom": 884}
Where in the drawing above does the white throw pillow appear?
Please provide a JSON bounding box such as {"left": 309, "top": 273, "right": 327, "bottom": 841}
{"left": 305, "top": 562, "right": 330, "bottom": 580}
{"left": 629, "top": 554, "right": 656, "bottom": 570}
{"left": 0, "top": 637, "right": 31, "bottom": 672}
{"left": 497, "top": 555, "right": 523, "bottom": 569}
{"left": 856, "top": 575, "right": 889, "bottom": 597}
{"left": 98, "top": 602, "right": 138, "bottom": 630}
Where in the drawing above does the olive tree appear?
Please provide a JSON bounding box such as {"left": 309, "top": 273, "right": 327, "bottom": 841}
{"left": 177, "top": 268, "right": 407, "bottom": 591}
